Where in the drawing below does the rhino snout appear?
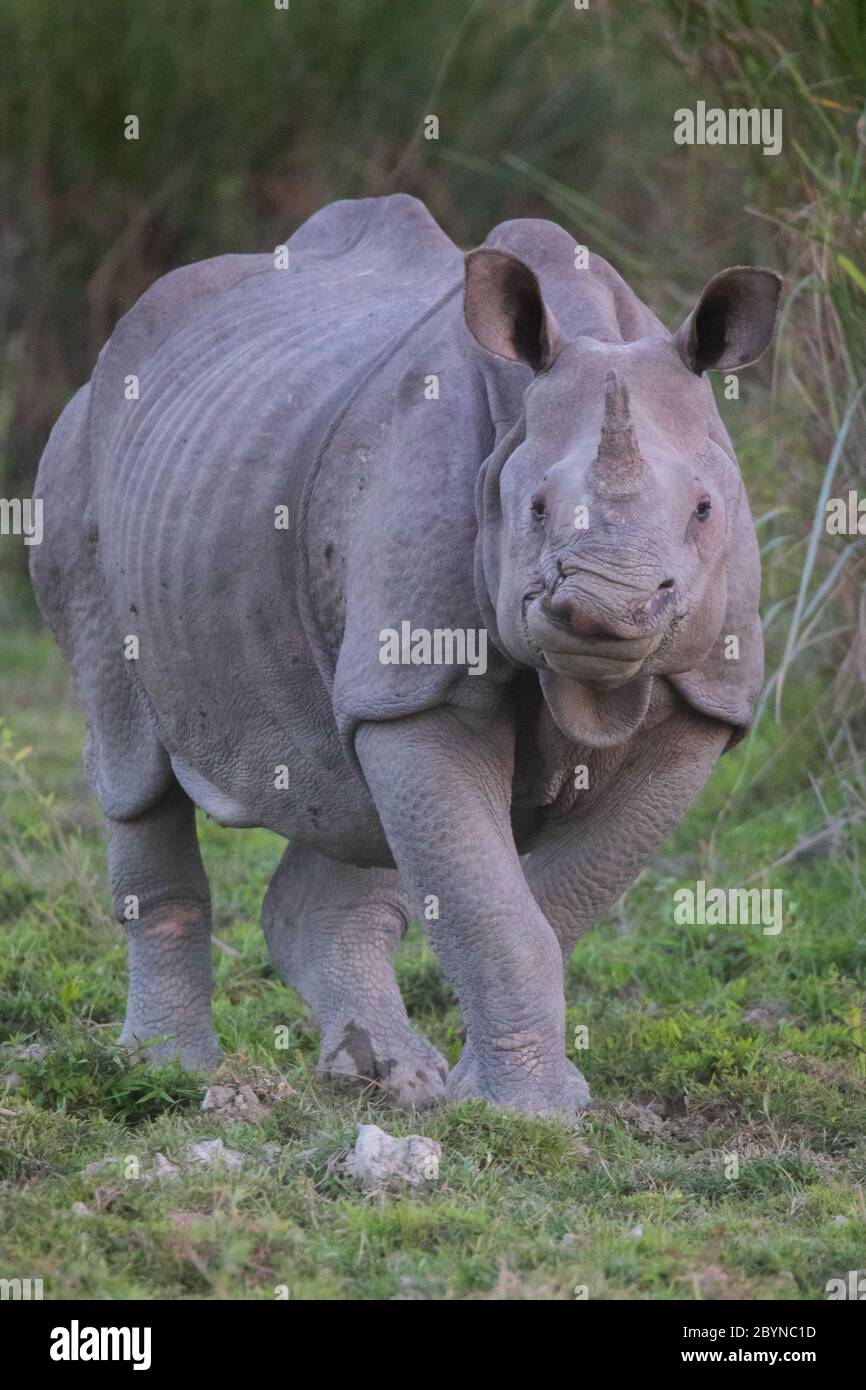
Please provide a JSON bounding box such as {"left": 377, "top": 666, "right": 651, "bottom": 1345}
{"left": 540, "top": 573, "right": 676, "bottom": 641}
{"left": 525, "top": 583, "right": 673, "bottom": 688}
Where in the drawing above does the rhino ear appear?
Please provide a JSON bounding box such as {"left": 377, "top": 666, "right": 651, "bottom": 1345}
{"left": 464, "top": 249, "right": 563, "bottom": 373}
{"left": 674, "top": 267, "right": 781, "bottom": 374}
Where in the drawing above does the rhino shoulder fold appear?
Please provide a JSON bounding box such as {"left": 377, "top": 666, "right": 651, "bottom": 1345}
{"left": 286, "top": 193, "right": 458, "bottom": 266}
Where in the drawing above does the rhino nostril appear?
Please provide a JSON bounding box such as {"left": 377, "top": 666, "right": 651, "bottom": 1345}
{"left": 632, "top": 581, "right": 676, "bottom": 626}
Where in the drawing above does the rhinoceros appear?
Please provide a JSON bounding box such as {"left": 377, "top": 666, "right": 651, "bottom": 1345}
{"left": 31, "top": 194, "right": 780, "bottom": 1113}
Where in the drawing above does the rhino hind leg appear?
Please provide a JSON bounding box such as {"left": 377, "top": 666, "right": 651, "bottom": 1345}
{"left": 108, "top": 781, "right": 221, "bottom": 1070}
{"left": 30, "top": 385, "right": 220, "bottom": 1067}
{"left": 262, "top": 846, "right": 447, "bottom": 1110}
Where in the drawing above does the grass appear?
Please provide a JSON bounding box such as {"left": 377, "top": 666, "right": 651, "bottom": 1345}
{"left": 1, "top": 625, "right": 865, "bottom": 1300}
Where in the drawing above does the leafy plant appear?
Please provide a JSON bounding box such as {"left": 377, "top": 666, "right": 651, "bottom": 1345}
{"left": 5, "top": 1037, "right": 204, "bottom": 1122}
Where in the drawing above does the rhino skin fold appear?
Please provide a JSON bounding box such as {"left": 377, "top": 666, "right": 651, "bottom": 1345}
{"left": 31, "top": 195, "right": 780, "bottom": 1113}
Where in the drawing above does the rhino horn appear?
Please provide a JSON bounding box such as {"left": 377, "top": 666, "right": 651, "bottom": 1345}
{"left": 591, "top": 370, "right": 647, "bottom": 495}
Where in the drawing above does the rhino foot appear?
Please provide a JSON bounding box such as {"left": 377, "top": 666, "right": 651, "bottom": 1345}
{"left": 119, "top": 1023, "right": 222, "bottom": 1073}
{"left": 320, "top": 1019, "right": 447, "bottom": 1111}
{"left": 447, "top": 1042, "right": 591, "bottom": 1116}
{"left": 262, "top": 846, "right": 447, "bottom": 1109}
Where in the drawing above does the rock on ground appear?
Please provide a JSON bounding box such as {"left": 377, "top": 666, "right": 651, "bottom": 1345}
{"left": 344, "top": 1123, "right": 441, "bottom": 1191}
{"left": 185, "top": 1137, "right": 247, "bottom": 1170}
{"left": 200, "top": 1084, "right": 271, "bottom": 1125}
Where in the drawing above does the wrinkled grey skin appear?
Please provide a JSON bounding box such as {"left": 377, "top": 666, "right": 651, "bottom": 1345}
{"left": 31, "top": 195, "right": 780, "bottom": 1113}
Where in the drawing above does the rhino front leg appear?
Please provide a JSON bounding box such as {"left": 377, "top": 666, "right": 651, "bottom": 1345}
{"left": 262, "top": 846, "right": 447, "bottom": 1109}
{"left": 356, "top": 709, "right": 589, "bottom": 1115}
{"left": 107, "top": 782, "right": 220, "bottom": 1070}
{"left": 522, "top": 707, "right": 730, "bottom": 966}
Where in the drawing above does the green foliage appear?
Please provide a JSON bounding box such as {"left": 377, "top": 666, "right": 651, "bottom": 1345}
{"left": 4, "top": 1036, "right": 204, "bottom": 1123}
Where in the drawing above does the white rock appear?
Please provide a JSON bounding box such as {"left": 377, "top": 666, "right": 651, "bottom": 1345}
{"left": 344, "top": 1123, "right": 441, "bottom": 1190}
{"left": 185, "top": 1137, "right": 247, "bottom": 1170}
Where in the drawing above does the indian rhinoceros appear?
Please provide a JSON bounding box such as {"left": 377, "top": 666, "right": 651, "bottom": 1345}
{"left": 31, "top": 194, "right": 780, "bottom": 1113}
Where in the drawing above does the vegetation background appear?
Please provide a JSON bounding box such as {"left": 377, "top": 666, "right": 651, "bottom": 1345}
{"left": 2, "top": 0, "right": 866, "bottom": 1299}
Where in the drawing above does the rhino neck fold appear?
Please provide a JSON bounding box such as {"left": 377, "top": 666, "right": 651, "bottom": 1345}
{"left": 472, "top": 417, "right": 525, "bottom": 668}
{"left": 539, "top": 668, "right": 653, "bottom": 748}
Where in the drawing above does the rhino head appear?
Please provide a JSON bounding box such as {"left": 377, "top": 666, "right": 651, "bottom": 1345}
{"left": 465, "top": 247, "right": 780, "bottom": 744}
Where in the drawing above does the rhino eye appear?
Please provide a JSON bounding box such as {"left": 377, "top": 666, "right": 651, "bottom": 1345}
{"left": 695, "top": 496, "right": 712, "bottom": 521}
{"left": 530, "top": 494, "right": 547, "bottom": 521}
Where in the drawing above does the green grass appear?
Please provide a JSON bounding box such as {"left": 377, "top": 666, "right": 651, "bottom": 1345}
{"left": 1, "top": 628, "right": 865, "bottom": 1300}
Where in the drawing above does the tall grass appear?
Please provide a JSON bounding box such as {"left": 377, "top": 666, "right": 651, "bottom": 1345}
{"left": 640, "top": 0, "right": 866, "bottom": 884}
{"left": 0, "top": 0, "right": 626, "bottom": 496}
{"left": 655, "top": 1, "right": 866, "bottom": 748}
{"left": 0, "top": 0, "right": 782, "bottom": 499}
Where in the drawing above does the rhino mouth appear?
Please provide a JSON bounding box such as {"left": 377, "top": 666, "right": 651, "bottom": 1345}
{"left": 524, "top": 595, "right": 662, "bottom": 688}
